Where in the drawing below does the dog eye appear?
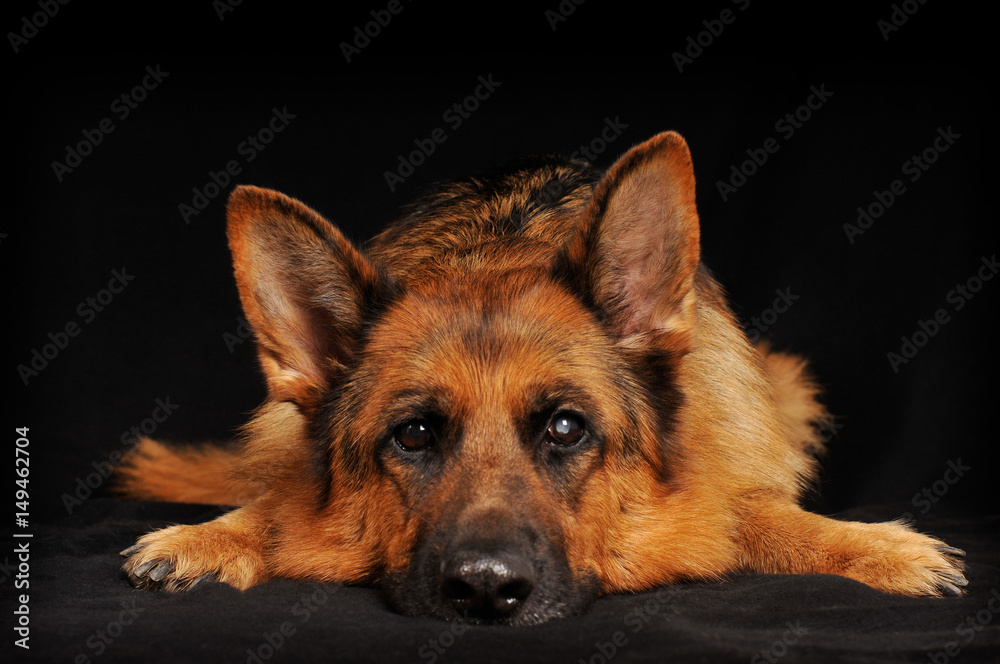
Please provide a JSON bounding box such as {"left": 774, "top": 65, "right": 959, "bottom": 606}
{"left": 545, "top": 413, "right": 586, "bottom": 446}
{"left": 395, "top": 419, "right": 434, "bottom": 451}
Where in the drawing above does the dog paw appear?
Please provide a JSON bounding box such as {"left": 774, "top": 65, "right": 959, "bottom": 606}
{"left": 121, "top": 521, "right": 265, "bottom": 591}
{"left": 839, "top": 521, "right": 967, "bottom": 597}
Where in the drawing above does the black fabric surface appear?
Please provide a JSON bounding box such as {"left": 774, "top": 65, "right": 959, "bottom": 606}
{"left": 11, "top": 499, "right": 999, "bottom": 663}
{"left": 7, "top": 1, "right": 998, "bottom": 662}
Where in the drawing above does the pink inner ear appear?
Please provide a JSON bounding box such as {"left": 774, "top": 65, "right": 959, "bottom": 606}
{"left": 593, "top": 149, "right": 700, "bottom": 341}
{"left": 228, "top": 186, "right": 378, "bottom": 411}
{"left": 244, "top": 269, "right": 338, "bottom": 409}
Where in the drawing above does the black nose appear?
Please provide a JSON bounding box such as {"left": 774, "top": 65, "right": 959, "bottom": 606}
{"left": 441, "top": 550, "right": 535, "bottom": 620}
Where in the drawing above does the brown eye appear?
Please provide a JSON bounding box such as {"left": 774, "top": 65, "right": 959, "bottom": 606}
{"left": 395, "top": 419, "right": 434, "bottom": 451}
{"left": 546, "top": 413, "right": 585, "bottom": 446}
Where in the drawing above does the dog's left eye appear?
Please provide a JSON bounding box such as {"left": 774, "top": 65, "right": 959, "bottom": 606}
{"left": 545, "top": 412, "right": 586, "bottom": 446}
{"left": 395, "top": 419, "right": 434, "bottom": 451}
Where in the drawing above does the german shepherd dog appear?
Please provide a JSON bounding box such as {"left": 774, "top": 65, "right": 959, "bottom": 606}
{"left": 117, "top": 132, "right": 967, "bottom": 625}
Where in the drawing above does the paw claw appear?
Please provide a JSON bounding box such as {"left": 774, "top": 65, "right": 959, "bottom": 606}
{"left": 149, "top": 561, "right": 174, "bottom": 582}
{"left": 189, "top": 572, "right": 216, "bottom": 589}
{"left": 120, "top": 517, "right": 265, "bottom": 592}
{"left": 945, "top": 572, "right": 969, "bottom": 587}
{"left": 834, "top": 523, "right": 969, "bottom": 598}
{"left": 119, "top": 544, "right": 143, "bottom": 557}
{"left": 938, "top": 581, "right": 963, "bottom": 597}
{"left": 134, "top": 560, "right": 158, "bottom": 577}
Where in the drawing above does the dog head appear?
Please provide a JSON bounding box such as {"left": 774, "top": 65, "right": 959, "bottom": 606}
{"left": 226, "top": 132, "right": 702, "bottom": 625}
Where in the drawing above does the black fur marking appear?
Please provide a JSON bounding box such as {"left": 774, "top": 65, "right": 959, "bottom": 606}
{"left": 510, "top": 384, "right": 607, "bottom": 508}
{"left": 378, "top": 155, "right": 600, "bottom": 246}
{"left": 550, "top": 247, "right": 600, "bottom": 320}
{"left": 306, "top": 269, "right": 402, "bottom": 505}
{"left": 310, "top": 388, "right": 351, "bottom": 507}
{"left": 616, "top": 346, "right": 683, "bottom": 482}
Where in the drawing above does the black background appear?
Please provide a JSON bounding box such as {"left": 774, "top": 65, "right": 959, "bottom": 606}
{"left": 5, "top": 1, "right": 998, "bottom": 662}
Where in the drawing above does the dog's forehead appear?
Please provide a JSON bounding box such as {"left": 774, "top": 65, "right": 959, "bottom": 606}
{"left": 363, "top": 271, "right": 611, "bottom": 403}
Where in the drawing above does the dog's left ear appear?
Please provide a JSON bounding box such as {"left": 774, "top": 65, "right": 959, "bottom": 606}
{"left": 560, "top": 131, "right": 701, "bottom": 352}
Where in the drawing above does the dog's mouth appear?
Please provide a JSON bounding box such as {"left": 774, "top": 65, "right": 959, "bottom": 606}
{"left": 381, "top": 530, "right": 598, "bottom": 625}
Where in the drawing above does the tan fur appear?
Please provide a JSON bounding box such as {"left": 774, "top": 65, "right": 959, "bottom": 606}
{"left": 117, "top": 131, "right": 965, "bottom": 621}
{"left": 114, "top": 439, "right": 259, "bottom": 506}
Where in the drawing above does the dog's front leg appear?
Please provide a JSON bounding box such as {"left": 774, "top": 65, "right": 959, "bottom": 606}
{"left": 120, "top": 502, "right": 271, "bottom": 591}
{"left": 736, "top": 493, "right": 967, "bottom": 596}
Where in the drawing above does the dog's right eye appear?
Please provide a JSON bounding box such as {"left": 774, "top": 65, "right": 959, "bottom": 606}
{"left": 394, "top": 419, "right": 434, "bottom": 451}
{"left": 545, "top": 412, "right": 587, "bottom": 447}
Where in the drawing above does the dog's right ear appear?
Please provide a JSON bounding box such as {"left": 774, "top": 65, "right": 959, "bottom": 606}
{"left": 226, "top": 186, "right": 383, "bottom": 413}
